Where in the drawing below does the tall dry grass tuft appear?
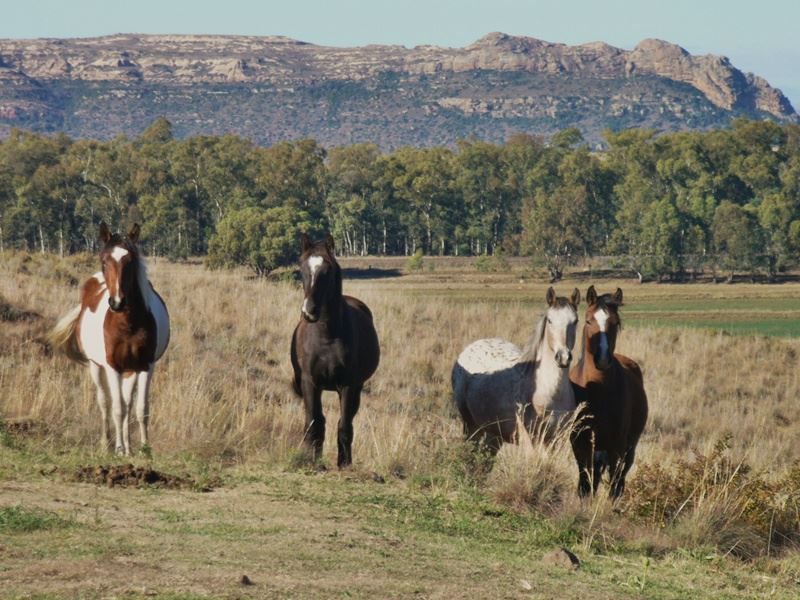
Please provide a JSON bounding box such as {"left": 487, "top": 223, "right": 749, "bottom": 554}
{"left": 487, "top": 415, "right": 577, "bottom": 514}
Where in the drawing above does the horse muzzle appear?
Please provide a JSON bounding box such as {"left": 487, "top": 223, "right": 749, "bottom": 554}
{"left": 108, "top": 297, "right": 126, "bottom": 312}
{"left": 593, "top": 352, "right": 612, "bottom": 370}
{"left": 555, "top": 349, "right": 572, "bottom": 368}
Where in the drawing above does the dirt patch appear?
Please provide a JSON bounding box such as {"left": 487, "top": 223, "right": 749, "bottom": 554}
{"left": 73, "top": 464, "right": 216, "bottom": 491}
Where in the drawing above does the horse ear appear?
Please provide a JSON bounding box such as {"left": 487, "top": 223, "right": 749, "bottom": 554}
{"left": 128, "top": 223, "right": 140, "bottom": 243}
{"left": 545, "top": 286, "right": 556, "bottom": 306}
{"left": 570, "top": 287, "right": 581, "bottom": 307}
{"left": 325, "top": 234, "right": 335, "bottom": 254}
{"left": 300, "top": 233, "right": 311, "bottom": 252}
{"left": 99, "top": 222, "right": 111, "bottom": 244}
{"left": 586, "top": 285, "right": 597, "bottom": 306}
{"left": 613, "top": 287, "right": 624, "bottom": 305}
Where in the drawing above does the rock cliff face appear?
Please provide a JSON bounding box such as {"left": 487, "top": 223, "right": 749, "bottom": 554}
{"left": 0, "top": 33, "right": 795, "bottom": 147}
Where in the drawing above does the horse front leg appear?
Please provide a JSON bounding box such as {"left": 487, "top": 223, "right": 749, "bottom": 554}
{"left": 337, "top": 384, "right": 362, "bottom": 468}
{"left": 104, "top": 367, "right": 128, "bottom": 456}
{"left": 570, "top": 425, "right": 595, "bottom": 498}
{"left": 609, "top": 446, "right": 636, "bottom": 499}
{"left": 301, "top": 378, "right": 325, "bottom": 461}
{"left": 88, "top": 362, "right": 111, "bottom": 451}
{"left": 121, "top": 373, "right": 137, "bottom": 455}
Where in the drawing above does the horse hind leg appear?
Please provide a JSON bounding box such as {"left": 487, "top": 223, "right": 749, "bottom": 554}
{"left": 610, "top": 447, "right": 636, "bottom": 499}
{"left": 88, "top": 362, "right": 111, "bottom": 451}
{"left": 135, "top": 366, "right": 153, "bottom": 450}
{"left": 337, "top": 384, "right": 362, "bottom": 468}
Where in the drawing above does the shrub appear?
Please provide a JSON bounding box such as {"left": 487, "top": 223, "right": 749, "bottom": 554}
{"left": 474, "top": 251, "right": 511, "bottom": 273}
{"left": 406, "top": 249, "right": 424, "bottom": 271}
{"left": 625, "top": 436, "right": 800, "bottom": 558}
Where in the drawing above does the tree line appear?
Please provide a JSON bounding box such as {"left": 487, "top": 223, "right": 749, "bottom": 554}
{"left": 1, "top": 117, "right": 798, "bottom": 281}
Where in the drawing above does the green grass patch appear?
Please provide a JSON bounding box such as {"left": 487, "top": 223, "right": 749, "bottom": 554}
{"left": 0, "top": 505, "right": 71, "bottom": 533}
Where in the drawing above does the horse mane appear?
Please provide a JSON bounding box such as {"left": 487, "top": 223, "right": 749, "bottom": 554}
{"left": 518, "top": 313, "right": 547, "bottom": 367}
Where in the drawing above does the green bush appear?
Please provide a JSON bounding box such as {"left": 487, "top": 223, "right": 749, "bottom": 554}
{"left": 206, "top": 206, "right": 316, "bottom": 275}
{"left": 474, "top": 251, "right": 511, "bottom": 273}
{"left": 406, "top": 249, "right": 424, "bottom": 271}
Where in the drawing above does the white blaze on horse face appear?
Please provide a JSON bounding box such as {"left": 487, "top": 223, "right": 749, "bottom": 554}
{"left": 308, "top": 255, "right": 324, "bottom": 286}
{"left": 302, "top": 255, "right": 325, "bottom": 318}
{"left": 110, "top": 246, "right": 129, "bottom": 262}
{"left": 545, "top": 305, "right": 577, "bottom": 365}
{"left": 108, "top": 246, "right": 129, "bottom": 303}
{"left": 595, "top": 308, "right": 610, "bottom": 355}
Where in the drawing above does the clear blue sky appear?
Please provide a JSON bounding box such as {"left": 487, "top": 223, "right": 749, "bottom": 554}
{"left": 4, "top": 0, "right": 798, "bottom": 109}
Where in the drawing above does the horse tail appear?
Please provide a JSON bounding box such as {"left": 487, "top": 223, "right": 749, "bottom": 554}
{"left": 48, "top": 305, "right": 87, "bottom": 365}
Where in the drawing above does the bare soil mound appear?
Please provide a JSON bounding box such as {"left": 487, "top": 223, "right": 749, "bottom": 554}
{"left": 73, "top": 464, "right": 216, "bottom": 491}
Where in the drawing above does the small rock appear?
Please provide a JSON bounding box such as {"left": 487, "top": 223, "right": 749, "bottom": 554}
{"left": 542, "top": 547, "right": 580, "bottom": 570}
{"left": 240, "top": 574, "right": 253, "bottom": 586}
{"left": 520, "top": 579, "right": 532, "bottom": 590}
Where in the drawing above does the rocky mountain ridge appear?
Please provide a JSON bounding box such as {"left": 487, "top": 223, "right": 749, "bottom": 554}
{"left": 0, "top": 33, "right": 795, "bottom": 147}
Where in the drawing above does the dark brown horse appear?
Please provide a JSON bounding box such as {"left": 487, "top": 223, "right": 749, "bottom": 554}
{"left": 290, "top": 234, "right": 380, "bottom": 467}
{"left": 569, "top": 286, "right": 647, "bottom": 498}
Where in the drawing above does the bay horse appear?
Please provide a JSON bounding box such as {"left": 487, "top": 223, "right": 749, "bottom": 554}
{"left": 569, "top": 286, "right": 647, "bottom": 498}
{"left": 451, "top": 287, "right": 580, "bottom": 453}
{"left": 49, "top": 222, "right": 170, "bottom": 455}
{"left": 290, "top": 233, "right": 380, "bottom": 467}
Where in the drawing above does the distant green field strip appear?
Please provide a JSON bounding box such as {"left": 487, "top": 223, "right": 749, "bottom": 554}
{"left": 626, "top": 316, "right": 800, "bottom": 338}
{"left": 403, "top": 289, "right": 800, "bottom": 338}
{"left": 627, "top": 298, "right": 800, "bottom": 312}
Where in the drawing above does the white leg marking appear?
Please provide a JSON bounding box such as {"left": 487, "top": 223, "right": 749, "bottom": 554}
{"left": 104, "top": 367, "right": 127, "bottom": 456}
{"left": 88, "top": 362, "right": 110, "bottom": 450}
{"left": 135, "top": 367, "right": 153, "bottom": 448}
{"left": 121, "top": 374, "right": 137, "bottom": 454}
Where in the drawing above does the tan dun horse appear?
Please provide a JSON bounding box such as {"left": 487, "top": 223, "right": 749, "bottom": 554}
{"left": 569, "top": 285, "right": 647, "bottom": 498}
{"left": 49, "top": 223, "right": 170, "bottom": 455}
{"left": 452, "top": 287, "right": 581, "bottom": 452}
{"left": 290, "top": 234, "right": 380, "bottom": 467}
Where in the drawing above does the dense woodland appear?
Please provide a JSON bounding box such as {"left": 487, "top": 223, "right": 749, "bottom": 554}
{"left": 1, "top": 117, "right": 798, "bottom": 281}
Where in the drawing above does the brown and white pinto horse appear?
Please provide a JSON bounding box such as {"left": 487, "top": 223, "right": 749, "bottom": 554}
{"left": 569, "top": 286, "right": 647, "bottom": 498}
{"left": 290, "top": 234, "right": 380, "bottom": 467}
{"left": 49, "top": 222, "right": 170, "bottom": 455}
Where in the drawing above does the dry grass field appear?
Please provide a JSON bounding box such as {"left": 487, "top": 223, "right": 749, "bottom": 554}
{"left": 1, "top": 252, "right": 799, "bottom": 599}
